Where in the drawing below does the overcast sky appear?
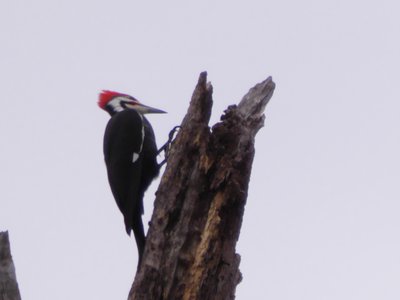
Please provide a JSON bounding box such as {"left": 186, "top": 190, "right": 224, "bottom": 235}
{"left": 1, "top": 1, "right": 400, "bottom": 299}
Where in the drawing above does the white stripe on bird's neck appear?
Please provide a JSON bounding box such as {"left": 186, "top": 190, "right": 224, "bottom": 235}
{"left": 131, "top": 113, "right": 145, "bottom": 164}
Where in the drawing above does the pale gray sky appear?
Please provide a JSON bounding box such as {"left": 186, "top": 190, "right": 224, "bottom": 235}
{"left": 1, "top": 1, "right": 400, "bottom": 299}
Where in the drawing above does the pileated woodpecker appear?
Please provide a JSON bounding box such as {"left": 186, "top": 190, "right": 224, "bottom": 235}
{"left": 98, "top": 90, "right": 166, "bottom": 266}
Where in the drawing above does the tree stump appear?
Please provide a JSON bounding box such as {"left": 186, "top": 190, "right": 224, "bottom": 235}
{"left": 0, "top": 231, "right": 21, "bottom": 300}
{"left": 129, "top": 72, "right": 275, "bottom": 300}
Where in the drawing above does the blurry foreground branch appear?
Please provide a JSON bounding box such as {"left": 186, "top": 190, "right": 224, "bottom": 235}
{"left": 129, "top": 72, "right": 275, "bottom": 300}
{"left": 0, "top": 231, "right": 21, "bottom": 300}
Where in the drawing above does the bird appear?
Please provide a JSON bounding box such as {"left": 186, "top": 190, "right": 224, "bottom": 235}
{"left": 98, "top": 90, "right": 166, "bottom": 266}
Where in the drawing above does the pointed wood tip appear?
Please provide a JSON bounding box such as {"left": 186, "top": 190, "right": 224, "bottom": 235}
{"left": 0, "top": 231, "right": 11, "bottom": 258}
{"left": 237, "top": 76, "right": 275, "bottom": 119}
{"left": 198, "top": 71, "right": 208, "bottom": 84}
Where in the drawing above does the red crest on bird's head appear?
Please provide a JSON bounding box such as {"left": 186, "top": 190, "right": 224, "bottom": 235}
{"left": 98, "top": 90, "right": 126, "bottom": 109}
{"left": 98, "top": 90, "right": 167, "bottom": 115}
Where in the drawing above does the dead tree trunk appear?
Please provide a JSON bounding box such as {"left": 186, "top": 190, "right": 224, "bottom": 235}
{"left": 129, "top": 72, "right": 275, "bottom": 300}
{"left": 0, "top": 231, "right": 21, "bottom": 300}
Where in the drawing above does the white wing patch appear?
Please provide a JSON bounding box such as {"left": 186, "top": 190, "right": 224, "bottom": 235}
{"left": 132, "top": 152, "right": 139, "bottom": 163}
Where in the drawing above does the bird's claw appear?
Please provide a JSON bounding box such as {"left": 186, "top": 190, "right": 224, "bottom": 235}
{"left": 157, "top": 126, "right": 181, "bottom": 167}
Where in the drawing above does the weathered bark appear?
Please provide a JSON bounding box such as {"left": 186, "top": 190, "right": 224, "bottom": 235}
{"left": 129, "top": 72, "right": 275, "bottom": 300}
{"left": 0, "top": 232, "right": 21, "bottom": 300}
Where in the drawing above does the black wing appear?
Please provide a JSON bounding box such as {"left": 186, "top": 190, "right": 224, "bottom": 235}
{"left": 103, "top": 109, "right": 144, "bottom": 234}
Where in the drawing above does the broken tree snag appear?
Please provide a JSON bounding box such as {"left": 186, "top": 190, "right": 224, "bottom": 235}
{"left": 129, "top": 72, "right": 275, "bottom": 300}
{"left": 0, "top": 231, "right": 22, "bottom": 300}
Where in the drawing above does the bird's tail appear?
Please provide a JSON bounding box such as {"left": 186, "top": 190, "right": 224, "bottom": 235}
{"left": 131, "top": 213, "right": 146, "bottom": 268}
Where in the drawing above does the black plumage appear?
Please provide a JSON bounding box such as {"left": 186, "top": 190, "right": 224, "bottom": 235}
{"left": 99, "top": 91, "right": 164, "bottom": 266}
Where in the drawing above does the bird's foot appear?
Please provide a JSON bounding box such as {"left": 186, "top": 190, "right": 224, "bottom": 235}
{"left": 157, "top": 125, "right": 181, "bottom": 167}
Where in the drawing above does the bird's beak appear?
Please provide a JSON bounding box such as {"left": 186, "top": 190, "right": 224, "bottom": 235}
{"left": 142, "top": 104, "right": 167, "bottom": 114}
{"left": 130, "top": 103, "right": 167, "bottom": 114}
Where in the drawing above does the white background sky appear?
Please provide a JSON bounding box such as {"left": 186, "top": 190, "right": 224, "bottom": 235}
{"left": 1, "top": 1, "right": 400, "bottom": 299}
